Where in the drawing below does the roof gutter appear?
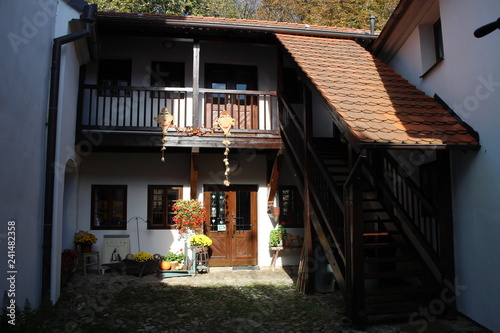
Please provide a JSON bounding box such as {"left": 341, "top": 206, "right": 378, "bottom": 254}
{"left": 99, "top": 14, "right": 378, "bottom": 40}
{"left": 42, "top": 3, "right": 97, "bottom": 302}
{"left": 371, "top": 0, "right": 412, "bottom": 55}
{"left": 358, "top": 142, "right": 480, "bottom": 150}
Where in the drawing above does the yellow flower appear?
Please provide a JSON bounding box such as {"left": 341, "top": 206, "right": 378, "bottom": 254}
{"left": 132, "top": 251, "right": 154, "bottom": 262}
{"left": 189, "top": 234, "right": 213, "bottom": 247}
{"left": 74, "top": 231, "right": 97, "bottom": 245}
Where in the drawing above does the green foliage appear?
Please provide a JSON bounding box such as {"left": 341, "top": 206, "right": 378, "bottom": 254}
{"left": 89, "top": 0, "right": 398, "bottom": 30}
{"left": 269, "top": 223, "right": 287, "bottom": 247}
{"left": 163, "top": 249, "right": 187, "bottom": 263}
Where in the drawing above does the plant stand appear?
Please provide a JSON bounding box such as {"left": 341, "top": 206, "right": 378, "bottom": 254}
{"left": 193, "top": 246, "right": 210, "bottom": 273}
{"left": 157, "top": 246, "right": 197, "bottom": 279}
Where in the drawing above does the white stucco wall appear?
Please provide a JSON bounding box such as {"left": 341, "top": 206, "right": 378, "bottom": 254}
{"left": 77, "top": 151, "right": 291, "bottom": 267}
{"left": 51, "top": 2, "right": 89, "bottom": 301}
{"left": 384, "top": 0, "right": 500, "bottom": 330}
{"left": 0, "top": 0, "right": 59, "bottom": 309}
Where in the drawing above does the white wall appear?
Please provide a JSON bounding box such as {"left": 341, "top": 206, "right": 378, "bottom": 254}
{"left": 385, "top": 0, "right": 500, "bottom": 330}
{"left": 50, "top": 1, "right": 90, "bottom": 302}
{"left": 77, "top": 150, "right": 287, "bottom": 267}
{"left": 0, "top": 0, "right": 59, "bottom": 309}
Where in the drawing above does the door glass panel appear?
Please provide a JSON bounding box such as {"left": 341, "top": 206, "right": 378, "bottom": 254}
{"left": 209, "top": 191, "right": 226, "bottom": 231}
{"left": 235, "top": 191, "right": 251, "bottom": 231}
{"left": 212, "top": 83, "right": 226, "bottom": 101}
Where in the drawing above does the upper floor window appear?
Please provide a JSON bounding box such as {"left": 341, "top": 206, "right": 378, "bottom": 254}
{"left": 91, "top": 185, "right": 127, "bottom": 230}
{"left": 205, "top": 64, "right": 257, "bottom": 104}
{"left": 98, "top": 59, "right": 132, "bottom": 96}
{"left": 147, "top": 185, "right": 183, "bottom": 229}
{"left": 149, "top": 61, "right": 185, "bottom": 98}
{"left": 419, "top": 17, "right": 444, "bottom": 76}
{"left": 150, "top": 61, "right": 185, "bottom": 88}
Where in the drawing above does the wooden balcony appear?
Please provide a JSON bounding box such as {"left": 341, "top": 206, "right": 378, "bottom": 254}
{"left": 77, "top": 85, "right": 281, "bottom": 149}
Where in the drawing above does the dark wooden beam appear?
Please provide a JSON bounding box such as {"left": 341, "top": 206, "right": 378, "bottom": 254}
{"left": 190, "top": 147, "right": 200, "bottom": 199}
{"left": 77, "top": 130, "right": 281, "bottom": 149}
{"left": 436, "top": 150, "right": 456, "bottom": 313}
{"left": 301, "top": 86, "right": 314, "bottom": 293}
{"left": 345, "top": 146, "right": 366, "bottom": 325}
{"left": 267, "top": 149, "right": 283, "bottom": 205}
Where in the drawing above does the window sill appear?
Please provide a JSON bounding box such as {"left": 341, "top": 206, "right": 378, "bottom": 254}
{"left": 420, "top": 57, "right": 444, "bottom": 79}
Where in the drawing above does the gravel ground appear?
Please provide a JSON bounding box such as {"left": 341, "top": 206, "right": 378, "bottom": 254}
{"left": 5, "top": 266, "right": 491, "bottom": 333}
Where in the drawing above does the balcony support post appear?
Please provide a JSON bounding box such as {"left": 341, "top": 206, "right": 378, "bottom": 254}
{"left": 192, "top": 40, "right": 200, "bottom": 127}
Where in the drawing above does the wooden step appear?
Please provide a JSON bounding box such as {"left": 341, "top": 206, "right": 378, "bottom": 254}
{"left": 365, "top": 300, "right": 430, "bottom": 316}
{"left": 363, "top": 242, "right": 397, "bottom": 249}
{"left": 365, "top": 285, "right": 438, "bottom": 297}
{"left": 363, "top": 231, "right": 399, "bottom": 237}
{"left": 364, "top": 269, "right": 427, "bottom": 279}
{"left": 363, "top": 219, "right": 393, "bottom": 224}
{"left": 364, "top": 256, "right": 417, "bottom": 263}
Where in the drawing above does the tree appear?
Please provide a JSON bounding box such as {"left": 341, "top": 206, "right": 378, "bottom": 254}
{"left": 90, "top": 0, "right": 399, "bottom": 30}
{"left": 255, "top": 0, "right": 398, "bottom": 30}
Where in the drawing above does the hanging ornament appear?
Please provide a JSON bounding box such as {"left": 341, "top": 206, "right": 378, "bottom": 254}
{"left": 154, "top": 107, "right": 174, "bottom": 162}
{"left": 216, "top": 111, "right": 235, "bottom": 186}
{"left": 216, "top": 110, "right": 235, "bottom": 136}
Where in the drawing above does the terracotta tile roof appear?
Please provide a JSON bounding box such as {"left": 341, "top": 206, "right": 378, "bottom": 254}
{"left": 97, "top": 11, "right": 373, "bottom": 36}
{"left": 276, "top": 34, "right": 479, "bottom": 148}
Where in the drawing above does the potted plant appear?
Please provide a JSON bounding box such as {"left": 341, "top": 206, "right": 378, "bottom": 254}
{"left": 74, "top": 231, "right": 98, "bottom": 252}
{"left": 189, "top": 234, "right": 212, "bottom": 253}
{"left": 172, "top": 199, "right": 206, "bottom": 237}
{"left": 163, "top": 248, "right": 187, "bottom": 270}
{"left": 269, "top": 222, "right": 287, "bottom": 247}
{"left": 61, "top": 249, "right": 78, "bottom": 287}
{"left": 124, "top": 251, "right": 157, "bottom": 277}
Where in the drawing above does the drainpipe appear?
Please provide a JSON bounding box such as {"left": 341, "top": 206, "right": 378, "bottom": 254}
{"left": 369, "top": 14, "right": 375, "bottom": 35}
{"left": 42, "top": 4, "right": 97, "bottom": 302}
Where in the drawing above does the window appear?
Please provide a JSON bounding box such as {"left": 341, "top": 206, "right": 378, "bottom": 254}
{"left": 205, "top": 64, "right": 257, "bottom": 104}
{"left": 147, "top": 185, "right": 183, "bottom": 229}
{"left": 97, "top": 59, "right": 132, "bottom": 96}
{"left": 433, "top": 19, "right": 444, "bottom": 61}
{"left": 150, "top": 61, "right": 185, "bottom": 88}
{"left": 149, "top": 61, "right": 185, "bottom": 98}
{"left": 91, "top": 185, "right": 127, "bottom": 230}
{"left": 278, "top": 186, "right": 303, "bottom": 227}
{"left": 419, "top": 17, "right": 444, "bottom": 76}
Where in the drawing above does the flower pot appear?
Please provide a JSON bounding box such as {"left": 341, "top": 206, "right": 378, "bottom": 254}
{"left": 80, "top": 244, "right": 92, "bottom": 253}
{"left": 169, "top": 261, "right": 179, "bottom": 270}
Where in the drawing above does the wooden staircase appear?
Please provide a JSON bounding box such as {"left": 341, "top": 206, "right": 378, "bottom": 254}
{"left": 278, "top": 96, "right": 455, "bottom": 326}
{"left": 315, "top": 141, "right": 442, "bottom": 323}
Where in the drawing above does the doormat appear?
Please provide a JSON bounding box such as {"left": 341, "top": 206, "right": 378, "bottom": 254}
{"left": 232, "top": 266, "right": 260, "bottom": 271}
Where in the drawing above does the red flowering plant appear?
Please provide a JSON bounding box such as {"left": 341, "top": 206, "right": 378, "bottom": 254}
{"left": 269, "top": 222, "right": 287, "bottom": 247}
{"left": 61, "top": 249, "right": 78, "bottom": 272}
{"left": 172, "top": 199, "right": 206, "bottom": 236}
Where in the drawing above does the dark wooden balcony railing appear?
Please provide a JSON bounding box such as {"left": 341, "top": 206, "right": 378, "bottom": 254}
{"left": 79, "top": 85, "right": 278, "bottom": 133}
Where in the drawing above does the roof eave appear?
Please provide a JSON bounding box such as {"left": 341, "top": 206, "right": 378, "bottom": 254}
{"left": 97, "top": 12, "right": 378, "bottom": 40}
{"left": 359, "top": 142, "right": 481, "bottom": 151}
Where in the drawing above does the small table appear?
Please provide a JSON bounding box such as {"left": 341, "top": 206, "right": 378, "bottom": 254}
{"left": 79, "top": 251, "right": 101, "bottom": 276}
{"left": 270, "top": 246, "right": 284, "bottom": 271}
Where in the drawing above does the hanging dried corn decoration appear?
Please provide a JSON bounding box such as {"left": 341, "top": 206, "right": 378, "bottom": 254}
{"left": 154, "top": 107, "right": 174, "bottom": 162}
{"left": 215, "top": 111, "right": 235, "bottom": 186}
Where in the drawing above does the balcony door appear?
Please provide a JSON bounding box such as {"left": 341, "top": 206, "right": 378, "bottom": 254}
{"left": 204, "top": 185, "right": 258, "bottom": 266}
{"left": 204, "top": 64, "right": 258, "bottom": 129}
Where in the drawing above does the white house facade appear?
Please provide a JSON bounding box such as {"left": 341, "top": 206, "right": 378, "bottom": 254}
{"left": 372, "top": 0, "right": 500, "bottom": 331}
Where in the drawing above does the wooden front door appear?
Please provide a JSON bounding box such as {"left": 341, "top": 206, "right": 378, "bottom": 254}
{"left": 204, "top": 185, "right": 258, "bottom": 266}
